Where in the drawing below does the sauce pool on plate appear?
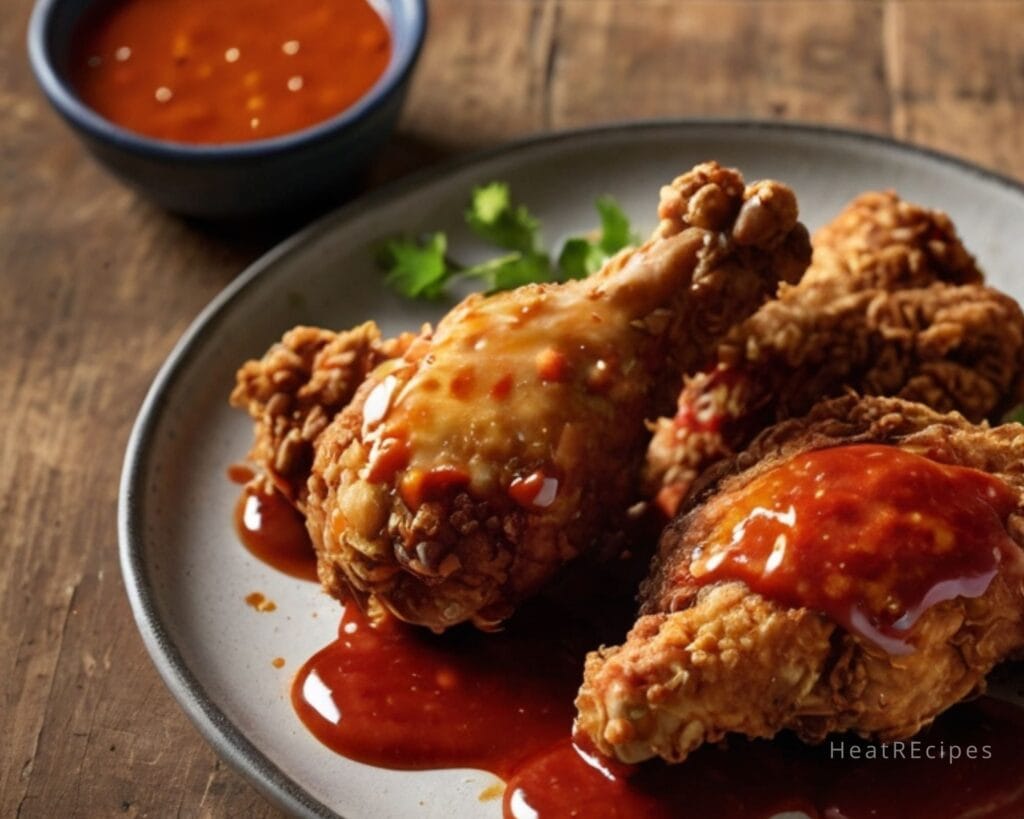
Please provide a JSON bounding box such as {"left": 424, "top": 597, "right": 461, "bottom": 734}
{"left": 503, "top": 697, "right": 1024, "bottom": 819}
{"left": 229, "top": 454, "right": 1024, "bottom": 817}
{"left": 292, "top": 600, "right": 585, "bottom": 776}
{"left": 291, "top": 600, "right": 1024, "bottom": 819}
{"left": 70, "top": 0, "right": 391, "bottom": 143}
{"left": 234, "top": 482, "right": 319, "bottom": 581}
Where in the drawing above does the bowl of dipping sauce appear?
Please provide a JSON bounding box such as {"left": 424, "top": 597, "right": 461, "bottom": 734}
{"left": 28, "top": 0, "right": 426, "bottom": 217}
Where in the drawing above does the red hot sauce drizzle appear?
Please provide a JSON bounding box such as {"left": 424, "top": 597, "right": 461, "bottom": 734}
{"left": 234, "top": 483, "right": 318, "bottom": 582}
{"left": 292, "top": 593, "right": 1024, "bottom": 819}
{"left": 504, "top": 695, "right": 1024, "bottom": 819}
{"left": 238, "top": 445, "right": 1024, "bottom": 818}
{"left": 673, "top": 363, "right": 748, "bottom": 436}
{"left": 292, "top": 597, "right": 602, "bottom": 777}
{"left": 688, "top": 444, "right": 1019, "bottom": 653}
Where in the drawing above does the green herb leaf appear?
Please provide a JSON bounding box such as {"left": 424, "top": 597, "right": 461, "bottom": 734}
{"left": 381, "top": 233, "right": 451, "bottom": 299}
{"left": 595, "top": 195, "right": 637, "bottom": 254}
{"left": 465, "top": 182, "right": 540, "bottom": 254}
{"left": 555, "top": 196, "right": 637, "bottom": 281}
{"left": 461, "top": 251, "right": 554, "bottom": 292}
{"left": 379, "top": 189, "right": 637, "bottom": 300}
{"left": 1004, "top": 404, "right": 1024, "bottom": 425}
{"left": 557, "top": 237, "right": 606, "bottom": 280}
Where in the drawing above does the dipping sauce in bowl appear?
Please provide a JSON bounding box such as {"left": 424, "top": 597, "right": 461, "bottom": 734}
{"left": 69, "top": 0, "right": 392, "bottom": 143}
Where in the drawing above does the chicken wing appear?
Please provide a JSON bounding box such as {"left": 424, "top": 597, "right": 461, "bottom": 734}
{"left": 577, "top": 395, "right": 1024, "bottom": 764}
{"left": 645, "top": 192, "right": 1024, "bottom": 516}
{"left": 302, "top": 162, "right": 811, "bottom": 631}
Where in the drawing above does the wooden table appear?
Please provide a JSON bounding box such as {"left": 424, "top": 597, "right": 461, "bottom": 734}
{"left": 3, "top": 0, "right": 1021, "bottom": 815}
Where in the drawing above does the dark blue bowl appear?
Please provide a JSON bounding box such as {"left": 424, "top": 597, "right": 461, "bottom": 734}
{"left": 28, "top": 0, "right": 427, "bottom": 218}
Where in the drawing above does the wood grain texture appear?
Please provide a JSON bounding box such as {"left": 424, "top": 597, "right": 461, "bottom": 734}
{"left": 884, "top": 1, "right": 1024, "bottom": 176}
{"left": 552, "top": 1, "right": 891, "bottom": 129}
{"left": 1, "top": 0, "right": 1020, "bottom": 816}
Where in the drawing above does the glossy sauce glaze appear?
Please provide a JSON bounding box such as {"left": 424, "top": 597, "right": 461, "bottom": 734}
{"left": 689, "top": 444, "right": 1019, "bottom": 653}
{"left": 653, "top": 364, "right": 750, "bottom": 518}
{"left": 292, "top": 593, "right": 1024, "bottom": 819}
{"left": 70, "top": 0, "right": 390, "bottom": 143}
{"left": 673, "top": 364, "right": 748, "bottom": 436}
{"left": 238, "top": 447, "right": 1024, "bottom": 816}
{"left": 234, "top": 483, "right": 318, "bottom": 581}
{"left": 505, "top": 696, "right": 1024, "bottom": 819}
{"left": 357, "top": 286, "right": 639, "bottom": 512}
{"left": 292, "top": 596, "right": 605, "bottom": 775}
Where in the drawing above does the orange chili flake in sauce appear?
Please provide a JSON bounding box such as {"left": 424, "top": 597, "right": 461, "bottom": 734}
{"left": 535, "top": 347, "right": 570, "bottom": 382}
{"left": 509, "top": 470, "right": 559, "bottom": 509}
{"left": 688, "top": 444, "right": 1018, "bottom": 654}
{"left": 70, "top": 0, "right": 391, "bottom": 143}
{"left": 449, "top": 366, "right": 476, "bottom": 400}
{"left": 399, "top": 465, "right": 471, "bottom": 510}
{"left": 489, "top": 373, "right": 514, "bottom": 401}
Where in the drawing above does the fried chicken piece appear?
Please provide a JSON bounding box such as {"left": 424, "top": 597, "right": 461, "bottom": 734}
{"left": 801, "top": 190, "right": 982, "bottom": 294}
{"left": 577, "top": 395, "right": 1024, "bottom": 764}
{"left": 230, "top": 322, "right": 415, "bottom": 506}
{"left": 645, "top": 192, "right": 1023, "bottom": 516}
{"left": 647, "top": 285, "right": 1024, "bottom": 514}
{"left": 304, "top": 163, "right": 811, "bottom": 631}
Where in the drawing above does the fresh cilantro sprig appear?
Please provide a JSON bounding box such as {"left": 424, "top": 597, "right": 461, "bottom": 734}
{"left": 378, "top": 183, "right": 637, "bottom": 299}
{"left": 1004, "top": 405, "right": 1024, "bottom": 425}
{"left": 464, "top": 182, "right": 540, "bottom": 254}
{"left": 558, "top": 196, "right": 640, "bottom": 279}
{"left": 381, "top": 232, "right": 450, "bottom": 299}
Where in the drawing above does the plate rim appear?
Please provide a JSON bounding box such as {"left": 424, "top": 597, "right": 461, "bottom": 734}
{"left": 117, "top": 118, "right": 1024, "bottom": 819}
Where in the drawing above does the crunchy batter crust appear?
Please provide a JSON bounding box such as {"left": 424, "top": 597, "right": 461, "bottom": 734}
{"left": 644, "top": 192, "right": 1024, "bottom": 515}
{"left": 302, "top": 163, "right": 811, "bottom": 631}
{"left": 578, "top": 395, "right": 1024, "bottom": 764}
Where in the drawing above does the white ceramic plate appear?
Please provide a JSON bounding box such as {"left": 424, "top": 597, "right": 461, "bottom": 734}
{"left": 119, "top": 121, "right": 1024, "bottom": 818}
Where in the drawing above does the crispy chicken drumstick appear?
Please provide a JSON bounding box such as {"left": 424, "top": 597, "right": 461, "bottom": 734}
{"left": 645, "top": 193, "right": 1024, "bottom": 516}
{"left": 306, "top": 163, "right": 811, "bottom": 630}
{"left": 233, "top": 162, "right": 811, "bottom": 630}
{"left": 577, "top": 395, "right": 1024, "bottom": 764}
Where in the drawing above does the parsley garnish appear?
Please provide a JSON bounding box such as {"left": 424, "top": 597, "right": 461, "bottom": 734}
{"left": 381, "top": 232, "right": 450, "bottom": 300}
{"left": 1003, "top": 405, "right": 1024, "bottom": 425}
{"left": 379, "top": 184, "right": 637, "bottom": 298}
{"left": 464, "top": 182, "right": 540, "bottom": 254}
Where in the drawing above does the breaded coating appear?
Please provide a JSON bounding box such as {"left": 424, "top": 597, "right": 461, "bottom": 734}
{"left": 230, "top": 322, "right": 414, "bottom": 506}
{"left": 304, "top": 163, "right": 811, "bottom": 631}
{"left": 577, "top": 395, "right": 1024, "bottom": 764}
{"left": 645, "top": 192, "right": 1023, "bottom": 515}
{"left": 803, "top": 190, "right": 982, "bottom": 294}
